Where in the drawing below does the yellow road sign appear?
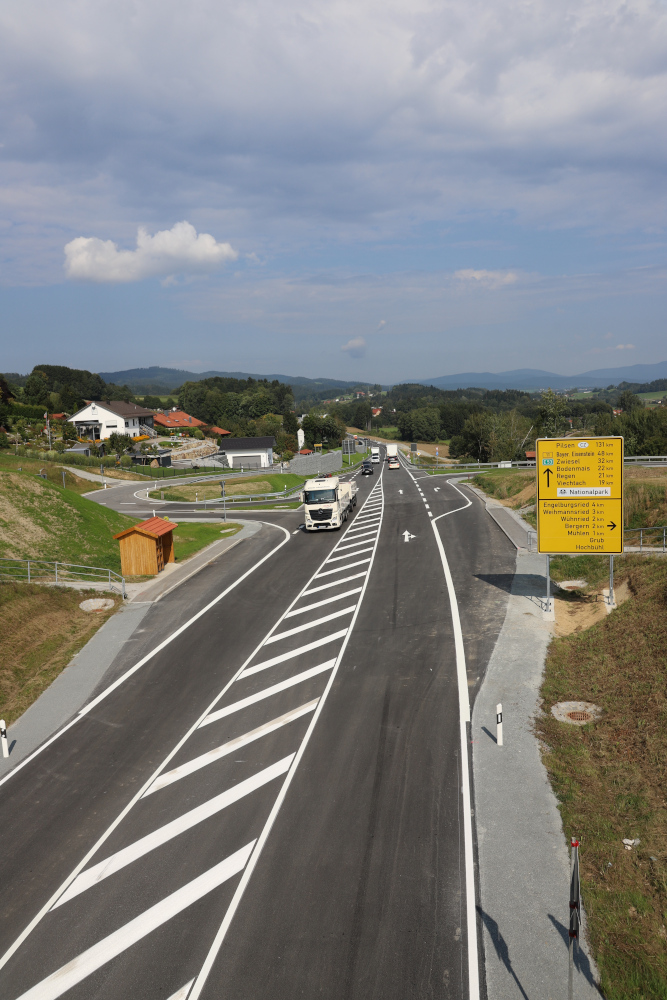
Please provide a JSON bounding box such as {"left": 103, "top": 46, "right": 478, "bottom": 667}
{"left": 536, "top": 437, "right": 623, "bottom": 554}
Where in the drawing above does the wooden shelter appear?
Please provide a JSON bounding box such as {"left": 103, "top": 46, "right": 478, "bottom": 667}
{"left": 113, "top": 517, "right": 175, "bottom": 576}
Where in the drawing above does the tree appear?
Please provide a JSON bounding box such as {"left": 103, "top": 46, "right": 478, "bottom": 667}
{"left": 410, "top": 407, "right": 440, "bottom": 442}
{"left": 618, "top": 390, "right": 643, "bottom": 413}
{"left": 539, "top": 389, "right": 567, "bottom": 436}
{"left": 108, "top": 433, "right": 134, "bottom": 455}
{"left": 24, "top": 370, "right": 50, "bottom": 406}
{"left": 283, "top": 410, "right": 298, "bottom": 435}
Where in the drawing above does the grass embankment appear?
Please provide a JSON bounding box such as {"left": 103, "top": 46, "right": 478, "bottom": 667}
{"left": 538, "top": 557, "right": 667, "bottom": 999}
{"left": 0, "top": 471, "right": 242, "bottom": 573}
{"left": 148, "top": 473, "right": 305, "bottom": 502}
{"left": 0, "top": 583, "right": 119, "bottom": 726}
{"left": 0, "top": 471, "right": 136, "bottom": 571}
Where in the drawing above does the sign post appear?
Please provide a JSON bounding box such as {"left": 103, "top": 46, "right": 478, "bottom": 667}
{"left": 568, "top": 837, "right": 581, "bottom": 1000}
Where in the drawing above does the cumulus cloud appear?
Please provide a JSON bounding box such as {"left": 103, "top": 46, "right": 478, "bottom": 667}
{"left": 64, "top": 222, "right": 237, "bottom": 283}
{"left": 455, "top": 269, "right": 519, "bottom": 290}
{"left": 613, "top": 343, "right": 635, "bottom": 350}
{"left": 341, "top": 337, "right": 367, "bottom": 358}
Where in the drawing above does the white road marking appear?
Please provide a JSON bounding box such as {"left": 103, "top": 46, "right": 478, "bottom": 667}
{"left": 166, "top": 982, "right": 194, "bottom": 1000}
{"left": 428, "top": 512, "right": 433, "bottom": 517}
{"left": 265, "top": 605, "right": 356, "bottom": 643}
{"left": 334, "top": 536, "right": 377, "bottom": 552}
{"left": 200, "top": 661, "right": 336, "bottom": 726}
{"left": 187, "top": 475, "right": 385, "bottom": 1000}
{"left": 145, "top": 704, "right": 317, "bottom": 794}
{"left": 402, "top": 530, "right": 416, "bottom": 542}
{"left": 54, "top": 758, "right": 293, "bottom": 908}
{"left": 326, "top": 546, "right": 374, "bottom": 563}
{"left": 15, "top": 844, "right": 255, "bottom": 1000}
{"left": 338, "top": 527, "right": 377, "bottom": 541}
{"left": 285, "top": 588, "right": 362, "bottom": 617}
{"left": 404, "top": 468, "right": 479, "bottom": 1000}
{"left": 434, "top": 487, "right": 440, "bottom": 492}
{"left": 348, "top": 516, "right": 380, "bottom": 527}
{"left": 315, "top": 558, "right": 371, "bottom": 577}
{"left": 424, "top": 503, "right": 430, "bottom": 509}
{"left": 240, "top": 630, "right": 349, "bottom": 678}
{"left": 0, "top": 523, "right": 292, "bottom": 792}
{"left": 302, "top": 572, "right": 367, "bottom": 595}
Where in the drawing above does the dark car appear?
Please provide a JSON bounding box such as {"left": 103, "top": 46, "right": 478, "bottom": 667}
{"left": 361, "top": 461, "right": 374, "bottom": 475}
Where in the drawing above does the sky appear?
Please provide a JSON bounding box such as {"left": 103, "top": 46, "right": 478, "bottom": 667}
{"left": 1, "top": 0, "right": 667, "bottom": 383}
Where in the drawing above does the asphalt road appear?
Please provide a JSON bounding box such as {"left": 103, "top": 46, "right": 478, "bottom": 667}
{"left": 0, "top": 452, "right": 515, "bottom": 1000}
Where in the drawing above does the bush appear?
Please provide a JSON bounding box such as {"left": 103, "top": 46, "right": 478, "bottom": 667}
{"left": 0, "top": 431, "right": 9, "bottom": 449}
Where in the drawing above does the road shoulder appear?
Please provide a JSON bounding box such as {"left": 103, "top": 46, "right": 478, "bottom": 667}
{"left": 473, "top": 549, "right": 602, "bottom": 999}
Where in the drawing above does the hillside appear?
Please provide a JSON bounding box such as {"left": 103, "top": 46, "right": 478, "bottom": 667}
{"left": 98, "top": 366, "right": 372, "bottom": 394}
{"left": 414, "top": 361, "right": 667, "bottom": 391}
{"left": 0, "top": 472, "right": 135, "bottom": 571}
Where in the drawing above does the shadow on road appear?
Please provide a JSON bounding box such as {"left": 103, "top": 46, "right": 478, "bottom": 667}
{"left": 477, "top": 906, "right": 530, "bottom": 1000}
{"left": 547, "top": 914, "right": 601, "bottom": 991}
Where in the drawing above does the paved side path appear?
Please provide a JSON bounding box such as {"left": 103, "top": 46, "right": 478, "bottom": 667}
{"left": 473, "top": 550, "right": 602, "bottom": 999}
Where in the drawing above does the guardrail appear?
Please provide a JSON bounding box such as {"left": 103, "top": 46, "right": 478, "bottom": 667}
{"left": 625, "top": 526, "right": 667, "bottom": 552}
{"left": 0, "top": 559, "right": 126, "bottom": 598}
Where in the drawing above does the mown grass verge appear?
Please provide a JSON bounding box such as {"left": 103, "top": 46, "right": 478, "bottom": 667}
{"left": 0, "top": 583, "right": 119, "bottom": 726}
{"left": 537, "top": 557, "right": 667, "bottom": 998}
{"left": 170, "top": 522, "right": 242, "bottom": 561}
{"left": 148, "top": 472, "right": 305, "bottom": 502}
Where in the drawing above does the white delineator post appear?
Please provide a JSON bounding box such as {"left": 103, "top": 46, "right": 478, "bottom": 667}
{"left": 496, "top": 703, "right": 503, "bottom": 746}
{"left": 0, "top": 720, "right": 8, "bottom": 758}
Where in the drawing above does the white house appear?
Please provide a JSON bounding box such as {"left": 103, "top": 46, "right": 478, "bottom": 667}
{"left": 68, "top": 401, "right": 155, "bottom": 441}
{"left": 219, "top": 436, "right": 275, "bottom": 469}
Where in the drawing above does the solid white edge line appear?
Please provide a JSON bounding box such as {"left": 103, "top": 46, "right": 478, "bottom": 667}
{"left": 0, "top": 522, "right": 292, "bottom": 792}
{"left": 187, "top": 470, "right": 386, "bottom": 1000}
{"left": 421, "top": 471, "right": 479, "bottom": 1000}
{"left": 0, "top": 481, "right": 384, "bottom": 974}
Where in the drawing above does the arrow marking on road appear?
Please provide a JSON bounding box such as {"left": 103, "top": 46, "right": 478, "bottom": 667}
{"left": 398, "top": 489, "right": 403, "bottom": 494}
{"left": 434, "top": 488, "right": 440, "bottom": 492}
{"left": 403, "top": 530, "right": 416, "bottom": 542}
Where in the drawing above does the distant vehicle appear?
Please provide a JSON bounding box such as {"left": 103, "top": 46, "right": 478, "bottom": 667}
{"left": 385, "top": 444, "right": 398, "bottom": 460}
{"left": 388, "top": 457, "right": 400, "bottom": 469}
{"left": 371, "top": 446, "right": 380, "bottom": 463}
{"left": 361, "top": 461, "right": 374, "bottom": 475}
{"left": 301, "top": 475, "right": 357, "bottom": 531}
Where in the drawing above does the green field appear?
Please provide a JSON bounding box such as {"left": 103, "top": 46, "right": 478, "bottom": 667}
{"left": 148, "top": 472, "right": 305, "bottom": 502}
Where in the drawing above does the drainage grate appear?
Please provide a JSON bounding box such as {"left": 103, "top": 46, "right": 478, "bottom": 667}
{"left": 551, "top": 701, "right": 602, "bottom": 725}
{"left": 567, "top": 710, "right": 592, "bottom": 722}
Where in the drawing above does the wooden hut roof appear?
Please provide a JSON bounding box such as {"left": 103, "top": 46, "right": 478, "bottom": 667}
{"left": 113, "top": 517, "right": 175, "bottom": 541}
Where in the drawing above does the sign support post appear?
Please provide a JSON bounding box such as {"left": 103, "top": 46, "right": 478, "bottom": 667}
{"left": 609, "top": 555, "right": 614, "bottom": 608}
{"left": 546, "top": 554, "right": 551, "bottom": 613}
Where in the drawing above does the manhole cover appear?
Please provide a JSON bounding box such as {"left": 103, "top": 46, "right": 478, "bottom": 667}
{"left": 551, "top": 701, "right": 602, "bottom": 726}
{"left": 79, "top": 598, "right": 115, "bottom": 613}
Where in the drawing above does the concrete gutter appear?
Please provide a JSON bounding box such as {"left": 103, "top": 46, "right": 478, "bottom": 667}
{"left": 473, "top": 550, "right": 602, "bottom": 999}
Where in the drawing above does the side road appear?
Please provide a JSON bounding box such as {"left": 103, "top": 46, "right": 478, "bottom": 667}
{"left": 473, "top": 548, "right": 602, "bottom": 999}
{"left": 0, "top": 520, "right": 275, "bottom": 780}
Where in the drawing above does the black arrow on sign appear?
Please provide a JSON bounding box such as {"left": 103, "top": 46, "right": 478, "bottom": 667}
{"left": 543, "top": 468, "right": 553, "bottom": 487}
{"left": 607, "top": 520, "right": 617, "bottom": 530}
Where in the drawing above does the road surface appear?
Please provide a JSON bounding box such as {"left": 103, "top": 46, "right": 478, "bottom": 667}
{"left": 0, "top": 453, "right": 515, "bottom": 1000}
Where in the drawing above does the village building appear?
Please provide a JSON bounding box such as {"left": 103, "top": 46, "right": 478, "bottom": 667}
{"left": 67, "top": 401, "right": 155, "bottom": 441}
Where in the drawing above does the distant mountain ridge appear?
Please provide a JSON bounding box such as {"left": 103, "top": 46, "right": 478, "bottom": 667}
{"left": 413, "top": 361, "right": 667, "bottom": 391}
{"left": 97, "top": 366, "right": 365, "bottom": 393}
{"left": 98, "top": 360, "right": 667, "bottom": 395}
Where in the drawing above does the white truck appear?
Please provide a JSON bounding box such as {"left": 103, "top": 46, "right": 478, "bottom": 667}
{"left": 371, "top": 446, "right": 381, "bottom": 463}
{"left": 385, "top": 443, "right": 398, "bottom": 460}
{"left": 301, "top": 475, "right": 357, "bottom": 531}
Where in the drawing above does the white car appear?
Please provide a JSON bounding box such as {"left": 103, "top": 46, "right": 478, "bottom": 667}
{"left": 388, "top": 457, "right": 400, "bottom": 469}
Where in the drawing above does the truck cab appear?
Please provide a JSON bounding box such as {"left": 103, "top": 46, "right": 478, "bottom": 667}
{"left": 301, "top": 476, "right": 357, "bottom": 531}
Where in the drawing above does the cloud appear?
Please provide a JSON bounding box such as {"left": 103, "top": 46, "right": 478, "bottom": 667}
{"left": 341, "top": 337, "right": 367, "bottom": 359}
{"left": 613, "top": 343, "right": 635, "bottom": 350}
{"left": 64, "top": 222, "right": 237, "bottom": 283}
{"left": 377, "top": 319, "right": 386, "bottom": 330}
{"left": 455, "top": 269, "right": 519, "bottom": 290}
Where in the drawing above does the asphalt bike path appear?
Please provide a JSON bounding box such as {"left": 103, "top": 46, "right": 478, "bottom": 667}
{"left": 0, "top": 456, "right": 515, "bottom": 999}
